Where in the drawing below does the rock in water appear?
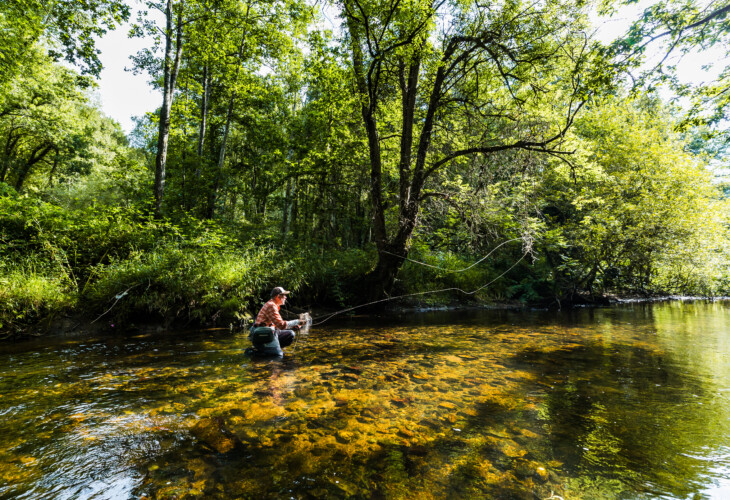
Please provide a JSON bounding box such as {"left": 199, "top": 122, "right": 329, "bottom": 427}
{"left": 191, "top": 417, "right": 240, "bottom": 454}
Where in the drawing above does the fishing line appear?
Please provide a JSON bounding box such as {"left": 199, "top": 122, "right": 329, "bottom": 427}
{"left": 379, "top": 237, "right": 523, "bottom": 273}
{"left": 308, "top": 245, "right": 529, "bottom": 327}
{"left": 290, "top": 327, "right": 303, "bottom": 354}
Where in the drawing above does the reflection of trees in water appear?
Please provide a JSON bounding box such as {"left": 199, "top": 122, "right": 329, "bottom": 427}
{"left": 512, "top": 341, "right": 721, "bottom": 498}
{"left": 135, "top": 326, "right": 724, "bottom": 499}
{"left": 6, "top": 308, "right": 724, "bottom": 499}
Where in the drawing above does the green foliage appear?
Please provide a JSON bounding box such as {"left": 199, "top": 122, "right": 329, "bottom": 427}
{"left": 130, "top": 0, "right": 313, "bottom": 219}
{"left": 535, "top": 96, "right": 730, "bottom": 297}
{"left": 602, "top": 0, "right": 730, "bottom": 137}
{"left": 86, "top": 244, "right": 297, "bottom": 325}
{"left": 396, "top": 243, "right": 491, "bottom": 303}
{"left": 1, "top": 195, "right": 156, "bottom": 285}
{"left": 0, "top": 258, "right": 74, "bottom": 333}
{"left": 0, "top": 0, "right": 129, "bottom": 80}
{"left": 2, "top": 0, "right": 730, "bottom": 335}
{"left": 294, "top": 247, "right": 376, "bottom": 307}
{"left": 0, "top": 188, "right": 313, "bottom": 331}
{"left": 0, "top": 50, "right": 139, "bottom": 194}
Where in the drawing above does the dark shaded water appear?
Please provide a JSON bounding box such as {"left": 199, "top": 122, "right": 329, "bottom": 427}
{"left": 1, "top": 301, "right": 729, "bottom": 499}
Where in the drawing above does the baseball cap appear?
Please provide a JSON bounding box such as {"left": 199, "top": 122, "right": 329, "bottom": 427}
{"left": 271, "top": 286, "right": 291, "bottom": 298}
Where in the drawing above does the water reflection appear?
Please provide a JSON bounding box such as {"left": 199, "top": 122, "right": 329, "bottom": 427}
{"left": 0, "top": 302, "right": 729, "bottom": 499}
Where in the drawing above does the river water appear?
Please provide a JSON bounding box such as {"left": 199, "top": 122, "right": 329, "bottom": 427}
{"left": 1, "top": 300, "right": 729, "bottom": 499}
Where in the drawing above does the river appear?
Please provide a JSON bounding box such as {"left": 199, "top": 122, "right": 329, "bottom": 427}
{"left": 1, "top": 300, "right": 729, "bottom": 499}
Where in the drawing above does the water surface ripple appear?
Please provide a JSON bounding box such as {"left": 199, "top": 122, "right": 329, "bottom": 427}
{"left": 1, "top": 301, "right": 729, "bottom": 499}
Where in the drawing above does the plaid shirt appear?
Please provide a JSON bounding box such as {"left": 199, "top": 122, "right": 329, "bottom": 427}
{"left": 255, "top": 299, "right": 288, "bottom": 330}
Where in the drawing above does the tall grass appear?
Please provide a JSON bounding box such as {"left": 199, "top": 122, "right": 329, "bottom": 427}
{"left": 0, "top": 261, "right": 74, "bottom": 333}
{"left": 85, "top": 244, "right": 299, "bottom": 326}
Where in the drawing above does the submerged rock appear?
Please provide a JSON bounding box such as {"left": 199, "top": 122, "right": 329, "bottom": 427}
{"left": 534, "top": 466, "right": 549, "bottom": 482}
{"left": 398, "top": 428, "right": 415, "bottom": 438}
{"left": 190, "top": 417, "right": 241, "bottom": 454}
{"left": 336, "top": 430, "right": 354, "bottom": 443}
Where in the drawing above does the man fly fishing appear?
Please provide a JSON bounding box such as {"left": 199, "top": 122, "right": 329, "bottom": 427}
{"left": 248, "top": 286, "right": 305, "bottom": 356}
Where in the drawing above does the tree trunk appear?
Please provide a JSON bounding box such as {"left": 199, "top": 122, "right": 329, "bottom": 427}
{"left": 1, "top": 129, "right": 20, "bottom": 182}
{"left": 282, "top": 177, "right": 293, "bottom": 235}
{"left": 206, "top": 94, "right": 234, "bottom": 218}
{"left": 46, "top": 149, "right": 59, "bottom": 186}
{"left": 362, "top": 50, "right": 452, "bottom": 299}
{"left": 366, "top": 244, "right": 410, "bottom": 299}
{"left": 206, "top": 29, "right": 246, "bottom": 219}
{"left": 197, "top": 63, "right": 209, "bottom": 160}
{"left": 153, "top": 0, "right": 183, "bottom": 218}
{"left": 15, "top": 143, "right": 52, "bottom": 191}
{"left": 363, "top": 60, "right": 422, "bottom": 298}
{"left": 346, "top": 12, "right": 398, "bottom": 299}
{"left": 0, "top": 157, "right": 10, "bottom": 183}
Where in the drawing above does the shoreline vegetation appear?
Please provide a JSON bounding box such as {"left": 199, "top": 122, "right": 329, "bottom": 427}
{"left": 1, "top": 178, "right": 729, "bottom": 340}
{"left": 4, "top": 294, "right": 726, "bottom": 342}
{"left": 0, "top": 94, "right": 730, "bottom": 338}
{"left": 2, "top": 137, "right": 728, "bottom": 340}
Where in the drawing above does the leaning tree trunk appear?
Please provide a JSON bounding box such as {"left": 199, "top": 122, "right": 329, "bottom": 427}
{"left": 153, "top": 0, "right": 183, "bottom": 218}
{"left": 14, "top": 143, "right": 52, "bottom": 191}
{"left": 1, "top": 129, "right": 21, "bottom": 182}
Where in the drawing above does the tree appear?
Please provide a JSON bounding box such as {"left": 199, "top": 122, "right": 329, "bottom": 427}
{"left": 132, "top": 0, "right": 189, "bottom": 218}
{"left": 0, "top": 51, "right": 85, "bottom": 191}
{"left": 132, "top": 0, "right": 311, "bottom": 218}
{"left": 338, "top": 0, "right": 605, "bottom": 298}
{"left": 284, "top": 31, "right": 370, "bottom": 245}
{"left": 196, "top": 0, "right": 311, "bottom": 219}
{"left": 537, "top": 96, "right": 728, "bottom": 298}
{"left": 603, "top": 0, "right": 730, "bottom": 133}
{"left": 0, "top": 0, "right": 129, "bottom": 82}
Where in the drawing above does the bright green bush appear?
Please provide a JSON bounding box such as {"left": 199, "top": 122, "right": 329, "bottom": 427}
{"left": 84, "top": 244, "right": 299, "bottom": 326}
{"left": 396, "top": 243, "right": 498, "bottom": 305}
{"left": 0, "top": 191, "right": 305, "bottom": 331}
{"left": 535, "top": 97, "right": 730, "bottom": 298}
{"left": 0, "top": 260, "right": 74, "bottom": 333}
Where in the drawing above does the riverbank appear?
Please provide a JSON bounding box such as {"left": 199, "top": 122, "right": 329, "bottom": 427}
{"left": 4, "top": 192, "right": 728, "bottom": 341}
{"left": 5, "top": 293, "right": 726, "bottom": 342}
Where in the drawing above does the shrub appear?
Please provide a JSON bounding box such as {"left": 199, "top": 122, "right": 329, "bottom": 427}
{"left": 0, "top": 260, "right": 74, "bottom": 333}
{"left": 294, "top": 247, "right": 376, "bottom": 307}
{"left": 396, "top": 243, "right": 496, "bottom": 305}
{"left": 84, "top": 244, "right": 298, "bottom": 326}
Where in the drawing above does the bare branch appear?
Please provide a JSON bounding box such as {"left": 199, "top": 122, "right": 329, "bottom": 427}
{"left": 426, "top": 98, "right": 586, "bottom": 177}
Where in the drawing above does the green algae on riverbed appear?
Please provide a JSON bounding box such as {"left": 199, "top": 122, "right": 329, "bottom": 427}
{"left": 1, "top": 302, "right": 729, "bottom": 499}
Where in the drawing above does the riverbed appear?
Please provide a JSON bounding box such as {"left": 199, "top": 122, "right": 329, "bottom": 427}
{"left": 1, "top": 300, "right": 729, "bottom": 499}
